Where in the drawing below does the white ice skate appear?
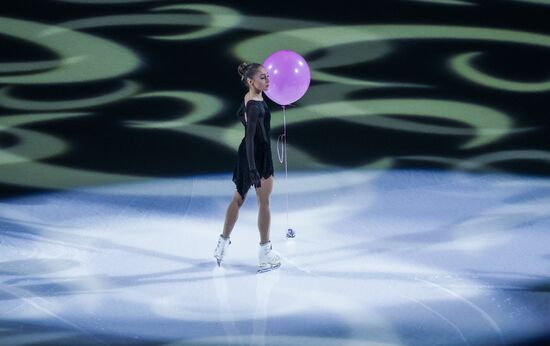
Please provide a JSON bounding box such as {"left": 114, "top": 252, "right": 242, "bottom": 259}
{"left": 257, "top": 241, "right": 281, "bottom": 273}
{"left": 213, "top": 234, "right": 231, "bottom": 266}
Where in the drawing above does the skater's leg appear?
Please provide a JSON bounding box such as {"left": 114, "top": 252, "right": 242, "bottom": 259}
{"left": 222, "top": 190, "right": 247, "bottom": 238}
{"left": 256, "top": 176, "right": 280, "bottom": 273}
{"left": 255, "top": 175, "right": 274, "bottom": 244}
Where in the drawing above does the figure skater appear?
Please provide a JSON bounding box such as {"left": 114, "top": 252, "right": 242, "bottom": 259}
{"left": 213, "top": 62, "right": 281, "bottom": 273}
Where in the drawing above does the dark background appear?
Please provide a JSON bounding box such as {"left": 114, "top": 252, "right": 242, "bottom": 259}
{"left": 1, "top": 0, "right": 549, "bottom": 199}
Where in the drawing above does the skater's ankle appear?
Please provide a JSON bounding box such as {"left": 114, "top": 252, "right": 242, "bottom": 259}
{"left": 259, "top": 240, "right": 270, "bottom": 246}
{"left": 220, "top": 234, "right": 230, "bottom": 240}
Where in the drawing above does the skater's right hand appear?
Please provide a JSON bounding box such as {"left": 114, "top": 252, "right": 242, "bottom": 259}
{"left": 249, "top": 168, "right": 261, "bottom": 188}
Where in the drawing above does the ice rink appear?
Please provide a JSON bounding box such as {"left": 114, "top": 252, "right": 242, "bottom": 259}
{"left": 1, "top": 169, "right": 549, "bottom": 345}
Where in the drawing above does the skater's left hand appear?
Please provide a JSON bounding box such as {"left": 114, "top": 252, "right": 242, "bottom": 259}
{"left": 249, "top": 168, "right": 261, "bottom": 188}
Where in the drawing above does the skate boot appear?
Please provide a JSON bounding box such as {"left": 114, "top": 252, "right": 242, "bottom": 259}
{"left": 257, "top": 241, "right": 281, "bottom": 273}
{"left": 213, "top": 234, "right": 231, "bottom": 266}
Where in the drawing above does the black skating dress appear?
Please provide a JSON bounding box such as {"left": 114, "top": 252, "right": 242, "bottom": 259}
{"left": 232, "top": 99, "right": 274, "bottom": 200}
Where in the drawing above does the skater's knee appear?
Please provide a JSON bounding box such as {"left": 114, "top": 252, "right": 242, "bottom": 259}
{"left": 257, "top": 198, "right": 269, "bottom": 207}
{"left": 233, "top": 193, "right": 246, "bottom": 207}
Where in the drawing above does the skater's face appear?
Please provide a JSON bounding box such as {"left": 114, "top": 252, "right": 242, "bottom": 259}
{"left": 248, "top": 66, "right": 270, "bottom": 93}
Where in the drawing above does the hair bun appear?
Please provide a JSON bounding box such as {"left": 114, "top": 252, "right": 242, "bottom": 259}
{"left": 238, "top": 62, "right": 249, "bottom": 79}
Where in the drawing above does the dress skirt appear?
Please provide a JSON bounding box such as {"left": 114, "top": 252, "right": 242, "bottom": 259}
{"left": 232, "top": 137, "right": 274, "bottom": 200}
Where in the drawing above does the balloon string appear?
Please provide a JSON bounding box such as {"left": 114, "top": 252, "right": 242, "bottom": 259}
{"left": 277, "top": 135, "right": 285, "bottom": 163}
{"left": 276, "top": 105, "right": 290, "bottom": 233}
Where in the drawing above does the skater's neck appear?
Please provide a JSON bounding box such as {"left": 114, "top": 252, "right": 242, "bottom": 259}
{"left": 246, "top": 90, "right": 263, "bottom": 101}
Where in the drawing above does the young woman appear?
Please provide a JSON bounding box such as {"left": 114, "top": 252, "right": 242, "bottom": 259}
{"left": 213, "top": 62, "right": 281, "bottom": 273}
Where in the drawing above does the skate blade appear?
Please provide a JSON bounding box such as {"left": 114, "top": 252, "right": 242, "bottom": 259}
{"left": 257, "top": 262, "right": 281, "bottom": 274}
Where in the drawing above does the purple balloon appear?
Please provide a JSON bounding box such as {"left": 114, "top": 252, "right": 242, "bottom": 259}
{"left": 263, "top": 50, "right": 311, "bottom": 106}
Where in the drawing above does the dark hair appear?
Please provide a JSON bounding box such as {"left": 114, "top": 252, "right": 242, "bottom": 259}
{"left": 238, "top": 62, "right": 262, "bottom": 87}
